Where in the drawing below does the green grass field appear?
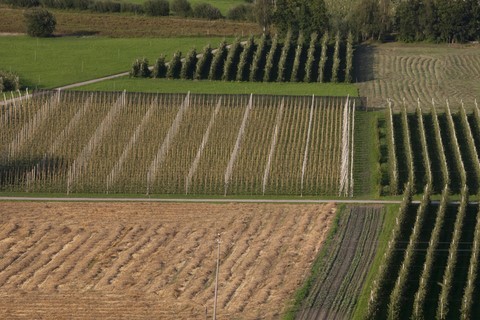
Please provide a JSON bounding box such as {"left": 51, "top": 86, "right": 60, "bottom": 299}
{"left": 76, "top": 77, "right": 359, "bottom": 96}
{"left": 0, "top": 36, "right": 232, "bottom": 89}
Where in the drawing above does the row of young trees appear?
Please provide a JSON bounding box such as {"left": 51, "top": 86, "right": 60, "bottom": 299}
{"left": 131, "top": 32, "right": 355, "bottom": 83}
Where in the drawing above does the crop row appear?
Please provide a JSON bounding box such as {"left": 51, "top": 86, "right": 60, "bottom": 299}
{"left": 384, "top": 101, "right": 480, "bottom": 195}
{"left": 136, "top": 31, "right": 354, "bottom": 83}
{"left": 0, "top": 90, "right": 356, "bottom": 195}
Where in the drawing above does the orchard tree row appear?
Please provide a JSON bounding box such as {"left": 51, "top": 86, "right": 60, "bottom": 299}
{"left": 131, "top": 32, "right": 355, "bottom": 83}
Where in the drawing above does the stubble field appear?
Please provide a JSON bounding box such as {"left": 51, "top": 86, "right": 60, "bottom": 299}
{"left": 0, "top": 202, "right": 335, "bottom": 319}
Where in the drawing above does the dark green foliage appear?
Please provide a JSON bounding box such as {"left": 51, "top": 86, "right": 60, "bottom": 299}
{"left": 227, "top": 4, "right": 254, "bottom": 21}
{"left": 88, "top": 1, "right": 121, "bottom": 12}
{"left": 152, "top": 55, "right": 167, "bottom": 78}
{"left": 290, "top": 32, "right": 304, "bottom": 82}
{"left": 130, "top": 58, "right": 151, "bottom": 78}
{"left": 276, "top": 29, "right": 292, "bottom": 82}
{"left": 192, "top": 3, "right": 223, "bottom": 20}
{"left": 171, "top": 0, "right": 192, "bottom": 17}
{"left": 249, "top": 34, "right": 267, "bottom": 82}
{"left": 236, "top": 36, "right": 255, "bottom": 81}
{"left": 274, "top": 0, "right": 329, "bottom": 36}
{"left": 331, "top": 32, "right": 341, "bottom": 83}
{"left": 194, "top": 44, "right": 213, "bottom": 80}
{"left": 222, "top": 38, "right": 242, "bottom": 81}
{"left": 144, "top": 0, "right": 169, "bottom": 16}
{"left": 263, "top": 34, "right": 278, "bottom": 82}
{"left": 0, "top": 70, "right": 20, "bottom": 92}
{"left": 180, "top": 48, "right": 198, "bottom": 80}
{"left": 5, "top": 0, "right": 39, "bottom": 7}
{"left": 24, "top": 8, "right": 56, "bottom": 37}
{"left": 208, "top": 41, "right": 227, "bottom": 80}
{"left": 303, "top": 32, "right": 317, "bottom": 83}
{"left": 317, "top": 32, "right": 328, "bottom": 83}
{"left": 167, "top": 51, "right": 182, "bottom": 79}
{"left": 344, "top": 32, "right": 353, "bottom": 83}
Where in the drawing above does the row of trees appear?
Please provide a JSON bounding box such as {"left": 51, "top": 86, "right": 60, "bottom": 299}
{"left": 131, "top": 33, "right": 354, "bottom": 83}
{"left": 1, "top": 0, "right": 252, "bottom": 21}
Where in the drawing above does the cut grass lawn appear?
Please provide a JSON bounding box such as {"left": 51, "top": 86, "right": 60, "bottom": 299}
{"left": 0, "top": 36, "right": 232, "bottom": 89}
{"left": 0, "top": 5, "right": 259, "bottom": 37}
{"left": 75, "top": 77, "right": 359, "bottom": 96}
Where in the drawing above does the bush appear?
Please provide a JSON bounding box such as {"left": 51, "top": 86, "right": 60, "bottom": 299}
{"left": 167, "top": 51, "right": 182, "bottom": 79}
{"left": 130, "top": 58, "right": 151, "bottom": 78}
{"left": 192, "top": 3, "right": 223, "bottom": 20}
{"left": 24, "top": 8, "right": 56, "bottom": 37}
{"left": 89, "top": 1, "right": 121, "bottom": 13}
{"left": 227, "top": 4, "right": 254, "bottom": 21}
{"left": 0, "top": 70, "right": 21, "bottom": 92}
{"left": 152, "top": 55, "right": 167, "bottom": 78}
{"left": 144, "top": 0, "right": 169, "bottom": 16}
{"left": 194, "top": 44, "right": 213, "bottom": 80}
{"left": 180, "top": 48, "right": 198, "bottom": 79}
{"left": 171, "top": 0, "right": 192, "bottom": 17}
{"left": 4, "top": 0, "right": 40, "bottom": 7}
{"left": 208, "top": 41, "right": 227, "bottom": 80}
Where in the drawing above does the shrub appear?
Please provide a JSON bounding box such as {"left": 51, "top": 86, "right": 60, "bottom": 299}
{"left": 263, "top": 33, "right": 278, "bottom": 82}
{"left": 222, "top": 37, "right": 242, "bottom": 81}
{"left": 208, "top": 41, "right": 227, "bottom": 80}
{"left": 0, "top": 70, "right": 21, "bottom": 92}
{"left": 304, "top": 32, "right": 318, "bottom": 82}
{"left": 89, "top": 1, "right": 121, "bottom": 13}
{"left": 276, "top": 29, "right": 292, "bottom": 82}
{"left": 180, "top": 48, "right": 198, "bottom": 79}
{"left": 227, "top": 4, "right": 254, "bottom": 21}
{"left": 236, "top": 35, "right": 255, "bottom": 81}
{"left": 144, "top": 0, "right": 169, "bottom": 16}
{"left": 249, "top": 33, "right": 266, "bottom": 81}
{"left": 152, "top": 55, "right": 167, "bottom": 78}
{"left": 24, "top": 8, "right": 56, "bottom": 37}
{"left": 130, "top": 58, "right": 151, "bottom": 78}
{"left": 194, "top": 44, "right": 213, "bottom": 80}
{"left": 192, "top": 3, "right": 223, "bottom": 20}
{"left": 167, "top": 51, "right": 182, "bottom": 79}
{"left": 171, "top": 0, "right": 192, "bottom": 17}
{"left": 4, "top": 0, "right": 39, "bottom": 7}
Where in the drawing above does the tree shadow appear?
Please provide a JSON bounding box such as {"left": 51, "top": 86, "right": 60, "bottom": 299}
{"left": 57, "top": 30, "right": 100, "bottom": 37}
{"left": 353, "top": 44, "right": 376, "bottom": 83}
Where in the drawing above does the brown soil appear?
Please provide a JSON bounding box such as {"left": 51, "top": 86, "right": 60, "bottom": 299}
{"left": 0, "top": 201, "right": 335, "bottom": 319}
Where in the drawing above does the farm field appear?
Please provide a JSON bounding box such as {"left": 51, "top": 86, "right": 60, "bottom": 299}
{"left": 295, "top": 205, "right": 385, "bottom": 320}
{"left": 355, "top": 43, "right": 480, "bottom": 108}
{"left": 77, "top": 78, "right": 359, "bottom": 96}
{"left": 0, "top": 6, "right": 258, "bottom": 37}
{"left": 0, "top": 201, "right": 336, "bottom": 319}
{"left": 0, "top": 36, "right": 232, "bottom": 89}
{"left": 382, "top": 100, "right": 480, "bottom": 195}
{"left": 0, "top": 91, "right": 357, "bottom": 196}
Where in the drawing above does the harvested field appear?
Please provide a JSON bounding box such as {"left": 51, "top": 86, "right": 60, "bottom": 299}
{"left": 296, "top": 206, "right": 385, "bottom": 320}
{"left": 355, "top": 43, "right": 480, "bottom": 108}
{"left": 0, "top": 202, "right": 335, "bottom": 319}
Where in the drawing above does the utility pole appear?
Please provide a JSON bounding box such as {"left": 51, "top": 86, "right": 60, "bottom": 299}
{"left": 213, "top": 234, "right": 220, "bottom": 320}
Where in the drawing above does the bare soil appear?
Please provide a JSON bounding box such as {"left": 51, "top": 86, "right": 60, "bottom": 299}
{"left": 0, "top": 201, "right": 335, "bottom": 319}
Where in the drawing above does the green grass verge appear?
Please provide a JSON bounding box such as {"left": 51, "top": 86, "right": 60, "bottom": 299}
{"left": 282, "top": 204, "right": 346, "bottom": 319}
{"left": 75, "top": 77, "right": 359, "bottom": 96}
{"left": 351, "top": 204, "right": 400, "bottom": 319}
{"left": 0, "top": 36, "right": 231, "bottom": 89}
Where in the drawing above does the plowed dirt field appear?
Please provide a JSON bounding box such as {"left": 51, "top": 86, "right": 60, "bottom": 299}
{"left": 0, "top": 202, "right": 335, "bottom": 319}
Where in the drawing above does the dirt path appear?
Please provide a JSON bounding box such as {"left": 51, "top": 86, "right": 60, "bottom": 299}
{"left": 296, "top": 205, "right": 385, "bottom": 320}
{"left": 0, "top": 201, "right": 335, "bottom": 319}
